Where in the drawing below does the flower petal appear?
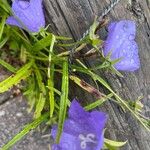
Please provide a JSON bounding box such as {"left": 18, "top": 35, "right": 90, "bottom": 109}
{"left": 68, "top": 99, "right": 90, "bottom": 121}
{"left": 103, "top": 20, "right": 140, "bottom": 71}
{"left": 6, "top": 16, "right": 21, "bottom": 28}
{"left": 90, "top": 111, "right": 107, "bottom": 133}
{"left": 52, "top": 127, "right": 101, "bottom": 150}
{"left": 51, "top": 127, "right": 79, "bottom": 150}
{"left": 51, "top": 100, "right": 107, "bottom": 150}
{"left": 6, "top": 0, "right": 45, "bottom": 32}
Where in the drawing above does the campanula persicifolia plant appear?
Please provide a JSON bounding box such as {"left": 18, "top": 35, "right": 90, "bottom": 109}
{"left": 0, "top": 0, "right": 149, "bottom": 150}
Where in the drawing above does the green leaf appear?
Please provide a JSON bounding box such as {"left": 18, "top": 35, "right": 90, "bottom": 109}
{"left": 32, "top": 34, "right": 52, "bottom": 52}
{"left": 23, "top": 77, "right": 36, "bottom": 112}
{"left": 11, "top": 29, "right": 32, "bottom": 51}
{"left": 56, "top": 59, "right": 69, "bottom": 143}
{"left": 0, "top": 59, "right": 17, "bottom": 73}
{"left": 88, "top": 18, "right": 102, "bottom": 47}
{"left": 48, "top": 64, "right": 55, "bottom": 117}
{"left": 90, "top": 61, "right": 110, "bottom": 70}
{"left": 55, "top": 35, "right": 72, "bottom": 40}
{"left": 20, "top": 45, "right": 27, "bottom": 63}
{"left": 71, "top": 64, "right": 90, "bottom": 74}
{"left": 84, "top": 93, "right": 113, "bottom": 111}
{"left": 0, "top": 61, "right": 33, "bottom": 93}
{"left": 47, "top": 34, "right": 56, "bottom": 118}
{"left": 110, "top": 66, "right": 124, "bottom": 77}
{"left": 1, "top": 113, "right": 49, "bottom": 150}
{"left": 34, "top": 93, "right": 46, "bottom": 119}
{"left": 89, "top": 18, "right": 99, "bottom": 40}
{"left": 104, "top": 138, "right": 127, "bottom": 149}
{"left": 9, "top": 40, "right": 20, "bottom": 51}
{"left": 1, "top": 0, "right": 11, "bottom": 13}
{"left": 34, "top": 64, "right": 46, "bottom": 94}
{"left": 0, "top": 37, "right": 9, "bottom": 49}
{"left": 33, "top": 64, "right": 46, "bottom": 118}
{"left": 0, "top": 15, "right": 6, "bottom": 41}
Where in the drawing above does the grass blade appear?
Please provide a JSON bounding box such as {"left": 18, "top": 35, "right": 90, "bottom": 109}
{"left": 56, "top": 59, "right": 69, "bottom": 143}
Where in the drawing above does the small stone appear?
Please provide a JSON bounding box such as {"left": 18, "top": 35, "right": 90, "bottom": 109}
{"left": 0, "top": 110, "right": 5, "bottom": 117}
{"left": 16, "top": 112, "right": 23, "bottom": 117}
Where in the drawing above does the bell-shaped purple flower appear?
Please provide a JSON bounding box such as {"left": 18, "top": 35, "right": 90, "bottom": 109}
{"left": 103, "top": 20, "right": 140, "bottom": 71}
{"left": 51, "top": 99, "right": 107, "bottom": 150}
{"left": 6, "top": 0, "right": 45, "bottom": 32}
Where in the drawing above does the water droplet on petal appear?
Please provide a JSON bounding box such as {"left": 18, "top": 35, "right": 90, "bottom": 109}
{"left": 18, "top": 0, "right": 30, "bottom": 9}
{"left": 122, "top": 49, "right": 126, "bottom": 53}
{"left": 123, "top": 23, "right": 128, "bottom": 31}
{"left": 130, "top": 59, "right": 134, "bottom": 64}
{"left": 116, "top": 35, "right": 119, "bottom": 39}
{"left": 128, "top": 34, "right": 135, "bottom": 40}
{"left": 127, "top": 45, "right": 130, "bottom": 49}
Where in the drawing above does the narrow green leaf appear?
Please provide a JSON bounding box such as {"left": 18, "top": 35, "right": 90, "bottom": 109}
{"left": 34, "top": 65, "right": 46, "bottom": 94}
{"left": 20, "top": 45, "right": 27, "bottom": 63}
{"left": 0, "top": 59, "right": 17, "bottom": 73}
{"left": 33, "top": 64, "right": 46, "bottom": 118}
{"left": 0, "top": 37, "right": 9, "bottom": 49}
{"left": 34, "top": 93, "right": 46, "bottom": 119}
{"left": 89, "top": 18, "right": 98, "bottom": 39}
{"left": 47, "top": 34, "right": 56, "bottom": 118}
{"left": 0, "top": 61, "right": 33, "bottom": 93}
{"left": 11, "top": 29, "right": 32, "bottom": 51}
{"left": 0, "top": 15, "right": 6, "bottom": 40}
{"left": 11, "top": 29, "right": 30, "bottom": 44}
{"left": 55, "top": 35, "right": 72, "bottom": 40}
{"left": 110, "top": 66, "right": 123, "bottom": 77}
{"left": 1, "top": 113, "right": 49, "bottom": 150}
{"left": 48, "top": 64, "right": 55, "bottom": 117}
{"left": 71, "top": 64, "right": 90, "bottom": 74}
{"left": 1, "top": 0, "right": 11, "bottom": 13}
{"left": 0, "top": 3, "right": 9, "bottom": 13}
{"left": 48, "top": 34, "right": 55, "bottom": 78}
{"left": 104, "top": 138, "right": 127, "bottom": 147}
{"left": 84, "top": 93, "right": 113, "bottom": 111}
{"left": 56, "top": 59, "right": 69, "bottom": 143}
{"left": 23, "top": 77, "right": 36, "bottom": 112}
{"left": 32, "top": 34, "right": 52, "bottom": 52}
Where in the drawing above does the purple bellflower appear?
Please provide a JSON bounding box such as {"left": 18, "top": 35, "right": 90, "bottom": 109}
{"left": 6, "top": 0, "right": 45, "bottom": 32}
{"left": 51, "top": 99, "right": 107, "bottom": 150}
{"left": 103, "top": 20, "right": 140, "bottom": 71}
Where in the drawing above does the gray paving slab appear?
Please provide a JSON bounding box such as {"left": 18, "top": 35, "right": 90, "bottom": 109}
{"left": 0, "top": 96, "right": 52, "bottom": 150}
